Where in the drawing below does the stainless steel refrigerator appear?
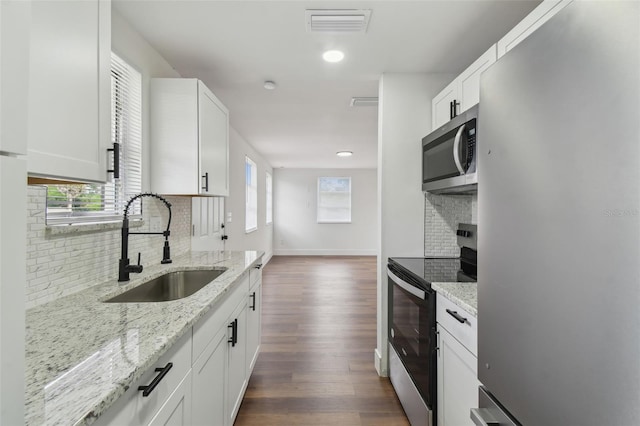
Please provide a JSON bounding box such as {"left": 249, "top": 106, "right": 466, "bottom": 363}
{"left": 475, "top": 1, "right": 640, "bottom": 425}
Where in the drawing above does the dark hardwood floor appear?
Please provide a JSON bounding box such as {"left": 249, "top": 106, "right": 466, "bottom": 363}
{"left": 235, "top": 256, "right": 409, "bottom": 426}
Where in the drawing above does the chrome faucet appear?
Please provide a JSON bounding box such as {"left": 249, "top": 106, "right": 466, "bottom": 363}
{"left": 118, "top": 193, "right": 172, "bottom": 282}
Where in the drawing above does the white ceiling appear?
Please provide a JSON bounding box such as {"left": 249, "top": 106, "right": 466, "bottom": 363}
{"left": 114, "top": 0, "right": 541, "bottom": 169}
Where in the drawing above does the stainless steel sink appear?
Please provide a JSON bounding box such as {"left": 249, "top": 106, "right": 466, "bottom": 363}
{"left": 104, "top": 269, "right": 227, "bottom": 303}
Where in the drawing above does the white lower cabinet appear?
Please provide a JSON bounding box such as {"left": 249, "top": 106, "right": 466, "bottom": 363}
{"left": 191, "top": 327, "right": 227, "bottom": 426}
{"left": 246, "top": 266, "right": 262, "bottom": 372}
{"left": 226, "top": 301, "right": 248, "bottom": 425}
{"left": 436, "top": 294, "right": 480, "bottom": 426}
{"left": 97, "top": 259, "right": 264, "bottom": 426}
{"left": 148, "top": 372, "right": 193, "bottom": 426}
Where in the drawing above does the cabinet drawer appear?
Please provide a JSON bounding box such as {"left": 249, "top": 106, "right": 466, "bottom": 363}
{"left": 192, "top": 273, "right": 249, "bottom": 362}
{"left": 94, "top": 331, "right": 192, "bottom": 426}
{"left": 436, "top": 294, "right": 478, "bottom": 357}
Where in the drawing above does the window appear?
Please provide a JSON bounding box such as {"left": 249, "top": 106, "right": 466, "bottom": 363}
{"left": 317, "top": 177, "right": 351, "bottom": 223}
{"left": 245, "top": 156, "right": 258, "bottom": 232}
{"left": 265, "top": 171, "right": 273, "bottom": 225}
{"left": 45, "top": 53, "right": 142, "bottom": 224}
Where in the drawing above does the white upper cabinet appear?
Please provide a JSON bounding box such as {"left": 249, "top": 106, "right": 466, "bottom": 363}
{"left": 0, "top": 0, "right": 31, "bottom": 155}
{"left": 27, "top": 0, "right": 111, "bottom": 183}
{"left": 432, "top": 45, "right": 496, "bottom": 129}
{"left": 497, "top": 0, "right": 573, "bottom": 59}
{"left": 151, "top": 79, "right": 229, "bottom": 196}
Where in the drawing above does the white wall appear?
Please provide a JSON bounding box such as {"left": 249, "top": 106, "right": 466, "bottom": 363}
{"left": 376, "top": 73, "right": 454, "bottom": 375}
{"left": 273, "top": 168, "right": 377, "bottom": 256}
{"left": 224, "top": 127, "right": 273, "bottom": 263}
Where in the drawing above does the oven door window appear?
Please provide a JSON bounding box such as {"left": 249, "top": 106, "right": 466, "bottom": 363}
{"left": 393, "top": 284, "right": 422, "bottom": 355}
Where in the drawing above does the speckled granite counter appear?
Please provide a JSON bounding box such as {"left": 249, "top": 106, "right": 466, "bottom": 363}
{"left": 24, "top": 250, "right": 263, "bottom": 426}
{"left": 431, "top": 282, "right": 477, "bottom": 317}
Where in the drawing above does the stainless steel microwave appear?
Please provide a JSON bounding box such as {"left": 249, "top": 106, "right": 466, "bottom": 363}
{"left": 422, "top": 104, "right": 478, "bottom": 194}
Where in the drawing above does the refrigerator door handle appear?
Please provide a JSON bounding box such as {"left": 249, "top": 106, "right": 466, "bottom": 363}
{"left": 470, "top": 408, "right": 500, "bottom": 426}
{"left": 453, "top": 124, "right": 466, "bottom": 175}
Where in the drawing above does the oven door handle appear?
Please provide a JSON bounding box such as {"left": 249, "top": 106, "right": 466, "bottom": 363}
{"left": 387, "top": 266, "right": 426, "bottom": 300}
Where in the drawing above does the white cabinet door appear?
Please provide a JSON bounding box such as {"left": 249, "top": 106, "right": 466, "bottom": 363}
{"left": 148, "top": 372, "right": 193, "bottom": 426}
{"left": 458, "top": 45, "right": 497, "bottom": 112}
{"left": 497, "top": 0, "right": 573, "bottom": 58}
{"left": 437, "top": 325, "right": 481, "bottom": 426}
{"left": 198, "top": 81, "right": 229, "bottom": 196}
{"left": 432, "top": 80, "right": 457, "bottom": 130}
{"left": 191, "top": 197, "right": 225, "bottom": 251}
{"left": 431, "top": 45, "right": 495, "bottom": 129}
{"left": 246, "top": 278, "right": 262, "bottom": 373}
{"left": 151, "top": 78, "right": 229, "bottom": 196}
{"left": 27, "top": 0, "right": 110, "bottom": 182}
{"left": 191, "top": 328, "right": 227, "bottom": 426}
{"left": 0, "top": 0, "right": 30, "bottom": 155}
{"left": 226, "top": 301, "right": 248, "bottom": 425}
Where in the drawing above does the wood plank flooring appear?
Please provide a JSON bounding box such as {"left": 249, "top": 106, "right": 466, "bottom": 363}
{"left": 235, "top": 256, "right": 409, "bottom": 426}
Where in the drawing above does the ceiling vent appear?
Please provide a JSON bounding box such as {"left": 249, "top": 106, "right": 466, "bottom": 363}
{"left": 350, "top": 97, "right": 379, "bottom": 107}
{"left": 306, "top": 9, "right": 372, "bottom": 33}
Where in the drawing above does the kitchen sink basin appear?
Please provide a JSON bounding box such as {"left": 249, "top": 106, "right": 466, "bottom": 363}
{"left": 104, "top": 269, "right": 227, "bottom": 303}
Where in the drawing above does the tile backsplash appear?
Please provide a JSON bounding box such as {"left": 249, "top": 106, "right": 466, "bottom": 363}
{"left": 26, "top": 186, "right": 192, "bottom": 308}
{"left": 424, "top": 193, "right": 473, "bottom": 257}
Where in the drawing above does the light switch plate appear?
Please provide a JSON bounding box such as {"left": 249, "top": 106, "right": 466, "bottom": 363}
{"left": 227, "top": 212, "right": 232, "bottom": 222}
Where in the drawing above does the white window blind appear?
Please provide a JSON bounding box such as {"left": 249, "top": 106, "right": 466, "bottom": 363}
{"left": 317, "top": 177, "right": 351, "bottom": 223}
{"left": 245, "top": 156, "right": 258, "bottom": 232}
{"left": 266, "top": 171, "right": 273, "bottom": 225}
{"left": 45, "top": 53, "right": 143, "bottom": 224}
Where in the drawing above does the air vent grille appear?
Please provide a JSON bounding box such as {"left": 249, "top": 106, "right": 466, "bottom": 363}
{"left": 306, "top": 9, "right": 372, "bottom": 33}
{"left": 350, "top": 97, "right": 379, "bottom": 107}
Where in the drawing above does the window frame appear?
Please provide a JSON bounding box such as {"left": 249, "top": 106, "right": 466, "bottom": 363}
{"left": 265, "top": 171, "right": 273, "bottom": 225}
{"left": 316, "top": 176, "right": 352, "bottom": 224}
{"left": 245, "top": 156, "right": 258, "bottom": 233}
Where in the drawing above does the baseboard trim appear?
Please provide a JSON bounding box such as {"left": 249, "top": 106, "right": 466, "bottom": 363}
{"left": 375, "top": 347, "right": 386, "bottom": 377}
{"left": 273, "top": 249, "right": 377, "bottom": 256}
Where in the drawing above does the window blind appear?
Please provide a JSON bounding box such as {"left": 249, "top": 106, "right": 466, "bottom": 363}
{"left": 266, "top": 171, "right": 273, "bottom": 225}
{"left": 317, "top": 177, "right": 351, "bottom": 223}
{"left": 46, "top": 53, "right": 142, "bottom": 225}
{"left": 245, "top": 156, "right": 258, "bottom": 232}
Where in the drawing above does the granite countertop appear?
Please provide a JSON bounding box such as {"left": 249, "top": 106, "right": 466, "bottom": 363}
{"left": 24, "top": 250, "right": 263, "bottom": 426}
{"left": 431, "top": 282, "right": 478, "bottom": 318}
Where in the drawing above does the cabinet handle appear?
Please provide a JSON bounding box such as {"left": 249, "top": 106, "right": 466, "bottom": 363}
{"left": 138, "top": 362, "right": 173, "bottom": 397}
{"left": 449, "top": 101, "right": 454, "bottom": 120}
{"left": 250, "top": 292, "right": 256, "bottom": 311}
{"left": 452, "top": 99, "right": 460, "bottom": 118}
{"left": 202, "top": 172, "right": 209, "bottom": 192}
{"left": 228, "top": 318, "right": 238, "bottom": 347}
{"left": 254, "top": 263, "right": 262, "bottom": 270}
{"left": 107, "top": 142, "right": 120, "bottom": 179}
{"left": 446, "top": 308, "right": 468, "bottom": 324}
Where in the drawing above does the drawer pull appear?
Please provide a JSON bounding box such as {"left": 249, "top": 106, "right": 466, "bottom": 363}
{"left": 138, "top": 362, "right": 173, "bottom": 397}
{"left": 228, "top": 318, "right": 238, "bottom": 347}
{"left": 250, "top": 292, "right": 256, "bottom": 311}
{"left": 446, "top": 308, "right": 468, "bottom": 324}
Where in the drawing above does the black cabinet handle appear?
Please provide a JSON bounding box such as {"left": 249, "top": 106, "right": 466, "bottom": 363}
{"left": 107, "top": 142, "right": 120, "bottom": 178}
{"left": 138, "top": 362, "right": 173, "bottom": 397}
{"left": 202, "top": 172, "right": 209, "bottom": 192}
{"left": 453, "top": 99, "right": 460, "bottom": 118}
{"left": 250, "top": 292, "right": 256, "bottom": 311}
{"left": 446, "top": 309, "right": 468, "bottom": 324}
{"left": 254, "top": 263, "right": 262, "bottom": 270}
{"left": 449, "top": 101, "right": 454, "bottom": 119}
{"left": 228, "top": 318, "right": 238, "bottom": 347}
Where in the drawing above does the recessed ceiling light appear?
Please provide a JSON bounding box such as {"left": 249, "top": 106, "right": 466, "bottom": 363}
{"left": 336, "top": 151, "right": 353, "bottom": 157}
{"left": 323, "top": 50, "right": 345, "bottom": 63}
{"left": 263, "top": 80, "right": 276, "bottom": 90}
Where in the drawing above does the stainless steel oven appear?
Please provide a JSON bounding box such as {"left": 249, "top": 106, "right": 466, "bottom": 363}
{"left": 387, "top": 262, "right": 436, "bottom": 426}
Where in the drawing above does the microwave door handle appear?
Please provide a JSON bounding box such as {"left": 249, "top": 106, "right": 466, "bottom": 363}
{"left": 453, "top": 124, "right": 467, "bottom": 175}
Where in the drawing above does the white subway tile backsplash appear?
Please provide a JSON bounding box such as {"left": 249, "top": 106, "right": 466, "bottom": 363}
{"left": 25, "top": 186, "right": 192, "bottom": 309}
{"left": 424, "top": 193, "right": 473, "bottom": 257}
